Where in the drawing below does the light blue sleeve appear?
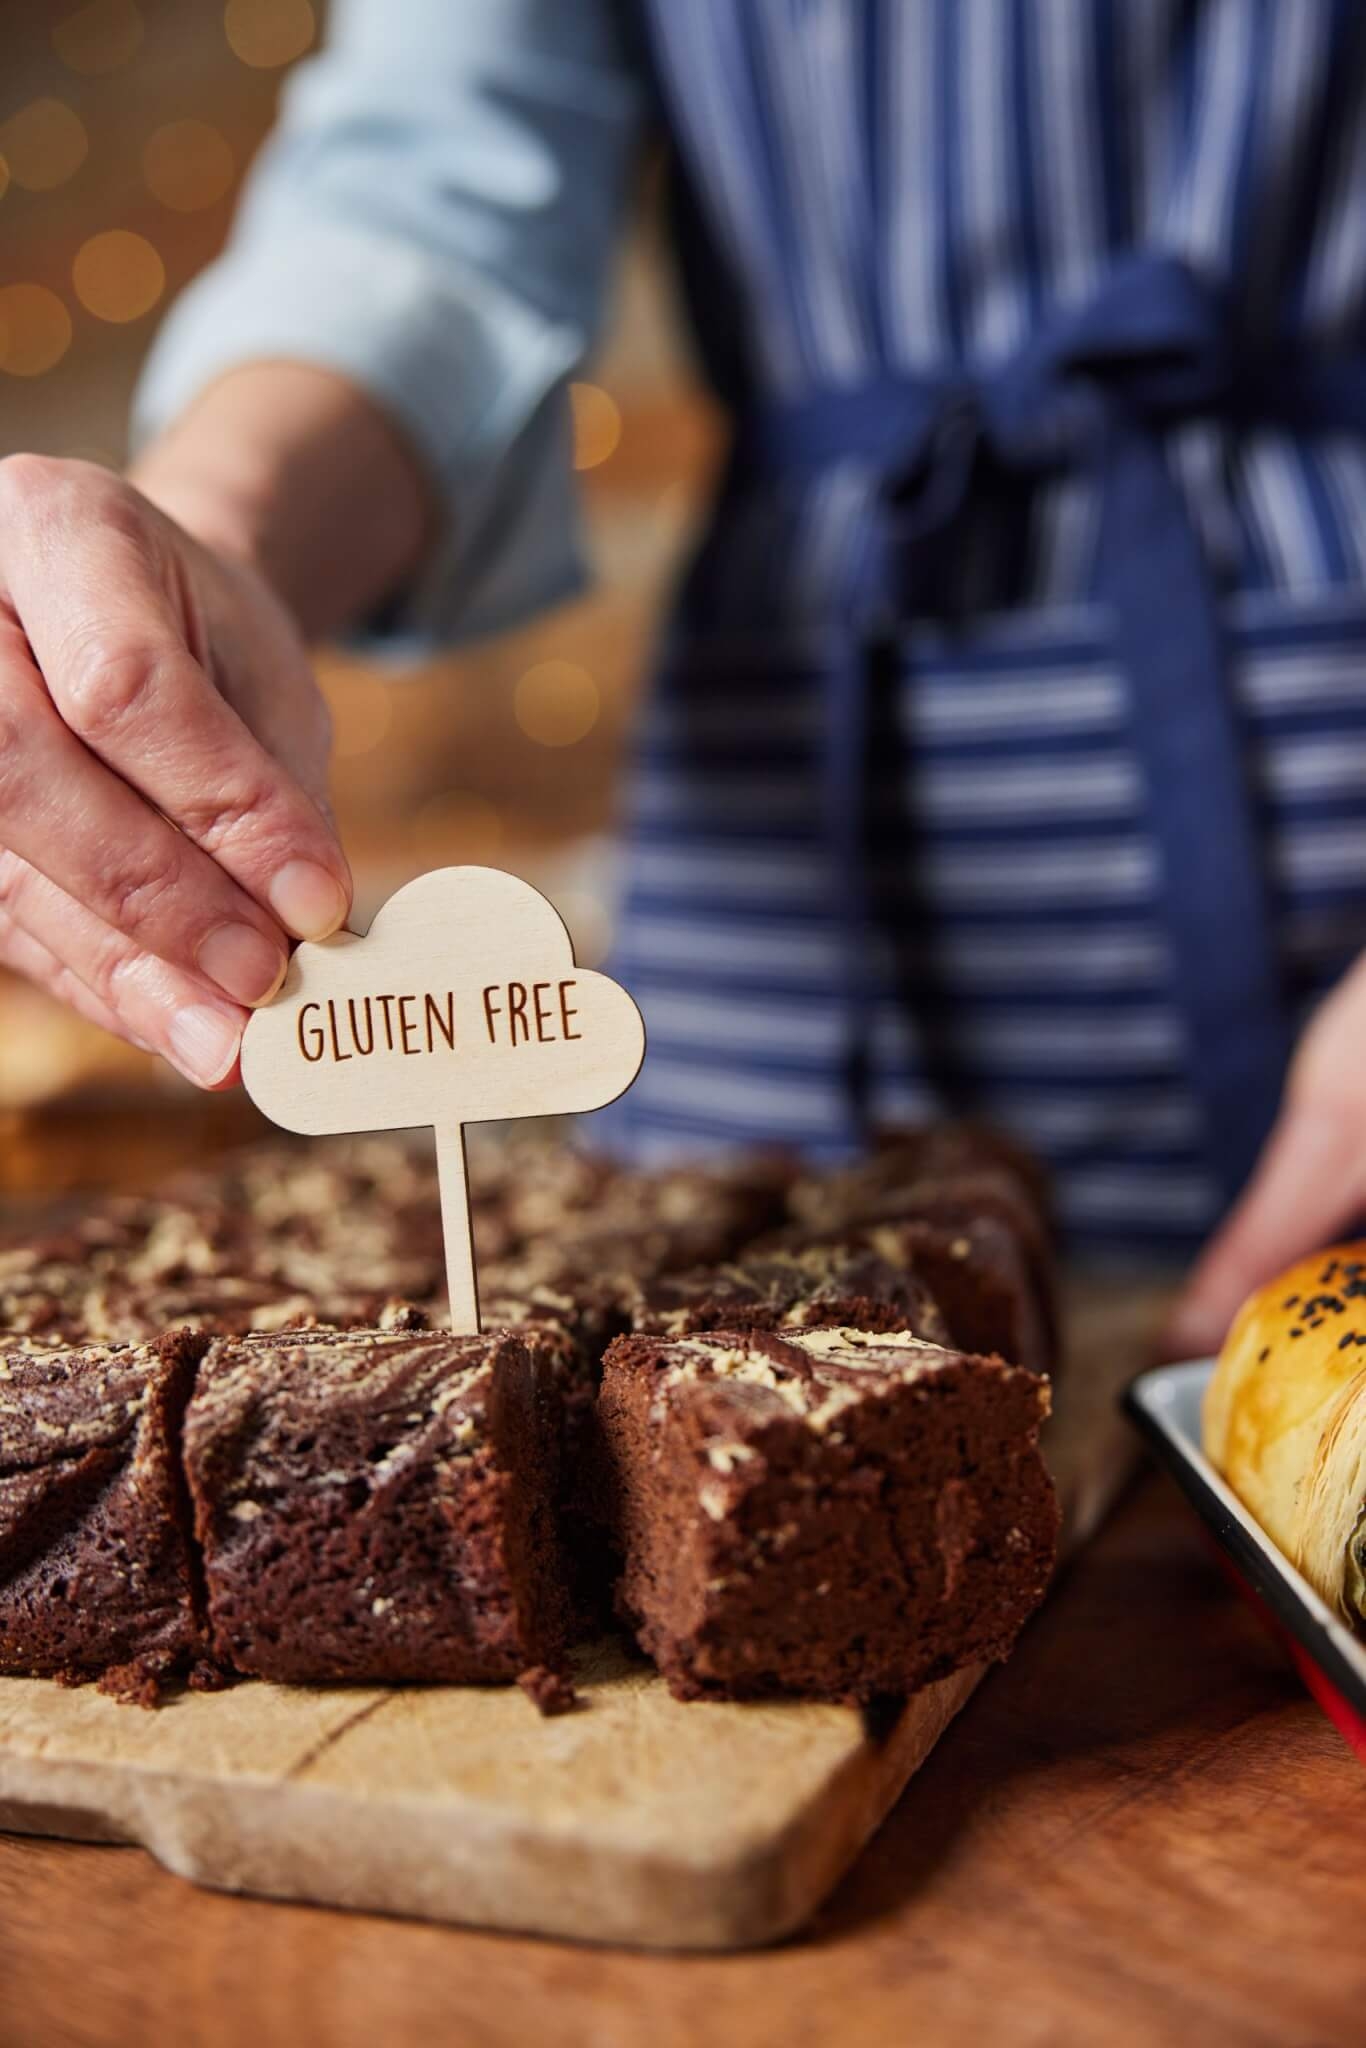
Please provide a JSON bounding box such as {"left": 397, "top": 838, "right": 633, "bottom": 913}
{"left": 132, "top": 0, "right": 646, "bottom": 649}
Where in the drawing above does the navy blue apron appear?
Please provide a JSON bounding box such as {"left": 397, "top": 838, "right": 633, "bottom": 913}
{"left": 609, "top": 0, "right": 1366, "bottom": 1225}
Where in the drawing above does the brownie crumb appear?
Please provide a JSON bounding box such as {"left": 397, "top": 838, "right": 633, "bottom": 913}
{"left": 92, "top": 1661, "right": 166, "bottom": 1711}
{"left": 187, "top": 1657, "right": 234, "bottom": 1694}
{"left": 518, "top": 1664, "right": 581, "bottom": 1716}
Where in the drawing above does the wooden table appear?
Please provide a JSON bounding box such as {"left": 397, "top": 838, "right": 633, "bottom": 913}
{"left": 2, "top": 1469, "right": 1362, "bottom": 2048}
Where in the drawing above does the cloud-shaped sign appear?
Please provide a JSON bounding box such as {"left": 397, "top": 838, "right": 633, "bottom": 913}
{"left": 240, "top": 867, "right": 645, "bottom": 1329}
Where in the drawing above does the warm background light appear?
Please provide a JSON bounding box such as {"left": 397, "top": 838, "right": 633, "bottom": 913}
{"left": 513, "top": 660, "right": 601, "bottom": 748}
{"left": 570, "top": 381, "right": 623, "bottom": 471}
{"left": 143, "top": 118, "right": 236, "bottom": 213}
{"left": 0, "top": 0, "right": 723, "bottom": 1133}
{"left": 0, "top": 99, "right": 89, "bottom": 192}
{"left": 0, "top": 285, "right": 73, "bottom": 378}
{"left": 554, "top": 886, "right": 612, "bottom": 967}
{"left": 411, "top": 791, "right": 505, "bottom": 865}
{"left": 72, "top": 229, "right": 166, "bottom": 322}
{"left": 52, "top": 0, "right": 144, "bottom": 77}
{"left": 0, "top": 156, "right": 10, "bottom": 204}
{"left": 223, "top": 0, "right": 315, "bottom": 71}
{"left": 326, "top": 672, "right": 395, "bottom": 760}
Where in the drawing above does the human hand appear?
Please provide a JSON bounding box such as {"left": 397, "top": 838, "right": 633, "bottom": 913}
{"left": 0, "top": 454, "right": 352, "bottom": 1088}
{"left": 1164, "top": 954, "right": 1366, "bottom": 1358}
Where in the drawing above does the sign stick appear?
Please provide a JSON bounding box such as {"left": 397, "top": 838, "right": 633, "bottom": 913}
{"left": 434, "top": 1124, "right": 480, "bottom": 1333}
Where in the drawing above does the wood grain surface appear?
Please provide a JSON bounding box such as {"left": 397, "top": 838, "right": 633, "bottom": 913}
{"left": 2, "top": 1471, "right": 1362, "bottom": 2048}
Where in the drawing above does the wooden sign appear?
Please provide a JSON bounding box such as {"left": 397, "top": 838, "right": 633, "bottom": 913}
{"left": 240, "top": 867, "right": 646, "bottom": 1330}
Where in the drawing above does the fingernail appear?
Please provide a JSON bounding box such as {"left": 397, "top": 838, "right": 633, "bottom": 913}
{"left": 168, "top": 1004, "right": 242, "bottom": 1087}
{"left": 197, "top": 922, "right": 286, "bottom": 1007}
{"left": 268, "top": 860, "right": 348, "bottom": 941}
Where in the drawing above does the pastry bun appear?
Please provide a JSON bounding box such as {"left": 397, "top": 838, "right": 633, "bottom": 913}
{"left": 1203, "top": 1243, "right": 1366, "bottom": 1625}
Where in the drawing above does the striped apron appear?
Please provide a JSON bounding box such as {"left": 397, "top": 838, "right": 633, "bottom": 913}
{"left": 600, "top": 0, "right": 1366, "bottom": 1257}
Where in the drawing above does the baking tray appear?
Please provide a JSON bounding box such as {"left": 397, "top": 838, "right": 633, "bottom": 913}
{"left": 1124, "top": 1359, "right": 1366, "bottom": 1762}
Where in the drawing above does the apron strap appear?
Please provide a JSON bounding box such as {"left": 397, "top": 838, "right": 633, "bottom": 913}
{"left": 732, "top": 255, "right": 1320, "bottom": 1205}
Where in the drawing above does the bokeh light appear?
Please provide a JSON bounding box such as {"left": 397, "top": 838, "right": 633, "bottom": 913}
{"left": 52, "top": 0, "right": 144, "bottom": 77}
{"left": 144, "top": 119, "right": 236, "bottom": 213}
{"left": 569, "top": 381, "right": 623, "bottom": 471}
{"left": 224, "top": 0, "right": 315, "bottom": 70}
{"left": 411, "top": 791, "right": 505, "bottom": 863}
{"left": 0, "top": 100, "right": 89, "bottom": 192}
{"left": 0, "top": 156, "right": 10, "bottom": 204}
{"left": 73, "top": 230, "right": 166, "bottom": 323}
{"left": 0, "top": 285, "right": 73, "bottom": 378}
{"left": 553, "top": 887, "right": 613, "bottom": 968}
{"left": 513, "top": 660, "right": 601, "bottom": 748}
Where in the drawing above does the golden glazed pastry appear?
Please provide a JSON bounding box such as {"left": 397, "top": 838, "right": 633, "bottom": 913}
{"left": 1203, "top": 1244, "right": 1366, "bottom": 1627}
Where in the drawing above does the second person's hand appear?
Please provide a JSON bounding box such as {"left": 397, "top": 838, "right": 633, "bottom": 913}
{"left": 1165, "top": 951, "right": 1366, "bottom": 1359}
{"left": 0, "top": 453, "right": 353, "bottom": 1088}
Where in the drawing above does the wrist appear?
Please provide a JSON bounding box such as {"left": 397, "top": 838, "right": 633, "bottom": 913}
{"left": 129, "top": 446, "right": 280, "bottom": 588}
{"left": 126, "top": 363, "right": 432, "bottom": 643}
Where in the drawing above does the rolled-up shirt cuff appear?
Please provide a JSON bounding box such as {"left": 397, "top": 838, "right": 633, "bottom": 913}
{"left": 132, "top": 218, "right": 588, "bottom": 651}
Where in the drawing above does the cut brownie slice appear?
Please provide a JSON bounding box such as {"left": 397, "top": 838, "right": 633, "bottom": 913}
{"left": 0, "top": 1330, "right": 208, "bottom": 1701}
{"left": 600, "top": 1326, "right": 1058, "bottom": 1703}
{"left": 627, "top": 1240, "right": 950, "bottom": 1343}
{"left": 183, "top": 1327, "right": 573, "bottom": 1687}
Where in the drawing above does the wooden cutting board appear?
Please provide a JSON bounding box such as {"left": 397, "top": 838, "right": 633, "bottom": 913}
{"left": 0, "top": 1282, "right": 1169, "bottom": 1951}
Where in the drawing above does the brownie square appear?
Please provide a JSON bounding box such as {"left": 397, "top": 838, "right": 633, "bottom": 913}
{"left": 600, "top": 1327, "right": 1058, "bottom": 1703}
{"left": 782, "top": 1123, "right": 1059, "bottom": 1373}
{"left": 0, "top": 1330, "right": 208, "bottom": 1701}
{"left": 627, "top": 1239, "right": 950, "bottom": 1343}
{"left": 856, "top": 1213, "right": 1055, "bottom": 1376}
{"left": 183, "top": 1328, "right": 573, "bottom": 1686}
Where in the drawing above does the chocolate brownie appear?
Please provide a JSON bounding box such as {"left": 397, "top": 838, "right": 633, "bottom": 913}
{"left": 786, "top": 1123, "right": 1052, "bottom": 1236}
{"left": 183, "top": 1327, "right": 573, "bottom": 1687}
{"left": 0, "top": 1236, "right": 99, "bottom": 1346}
{"left": 0, "top": 1330, "right": 209, "bottom": 1701}
{"left": 478, "top": 1252, "right": 629, "bottom": 1358}
{"left": 774, "top": 1125, "right": 1058, "bottom": 1374}
{"left": 599, "top": 1326, "right": 1058, "bottom": 1703}
{"left": 1, "top": 1150, "right": 449, "bottom": 1348}
{"left": 547, "top": 1159, "right": 792, "bottom": 1280}
{"left": 856, "top": 1213, "right": 1054, "bottom": 1377}
{"left": 627, "top": 1239, "right": 950, "bottom": 1343}
{"left": 159, "top": 1138, "right": 451, "bottom": 1308}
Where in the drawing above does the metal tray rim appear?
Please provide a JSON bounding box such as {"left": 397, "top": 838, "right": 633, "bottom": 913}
{"left": 1124, "top": 1358, "right": 1366, "bottom": 1717}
